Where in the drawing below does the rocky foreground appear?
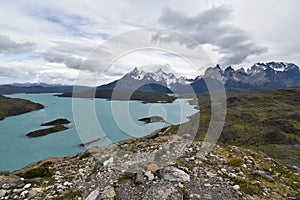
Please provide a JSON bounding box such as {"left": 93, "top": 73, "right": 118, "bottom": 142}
{"left": 0, "top": 132, "right": 299, "bottom": 200}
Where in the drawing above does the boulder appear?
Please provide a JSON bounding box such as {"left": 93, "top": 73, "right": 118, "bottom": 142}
{"left": 161, "top": 166, "right": 190, "bottom": 182}
{"left": 103, "top": 157, "right": 114, "bottom": 167}
{"left": 233, "top": 185, "right": 240, "bottom": 190}
{"left": 0, "top": 189, "right": 6, "bottom": 198}
{"left": 143, "top": 181, "right": 183, "bottom": 200}
{"left": 145, "top": 171, "right": 154, "bottom": 181}
{"left": 85, "top": 189, "right": 101, "bottom": 200}
{"left": 101, "top": 186, "right": 116, "bottom": 200}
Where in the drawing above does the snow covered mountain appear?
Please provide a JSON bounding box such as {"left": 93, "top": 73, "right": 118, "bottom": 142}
{"left": 223, "top": 62, "right": 300, "bottom": 89}
{"left": 98, "top": 67, "right": 192, "bottom": 93}
{"left": 188, "top": 62, "right": 300, "bottom": 93}
{"left": 98, "top": 62, "right": 300, "bottom": 94}
{"left": 10, "top": 81, "right": 65, "bottom": 88}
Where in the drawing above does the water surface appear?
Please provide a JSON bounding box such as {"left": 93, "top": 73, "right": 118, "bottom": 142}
{"left": 0, "top": 93, "right": 198, "bottom": 171}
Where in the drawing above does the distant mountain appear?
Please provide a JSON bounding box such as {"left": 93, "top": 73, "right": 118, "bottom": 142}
{"left": 2, "top": 62, "right": 299, "bottom": 95}
{"left": 98, "top": 67, "right": 193, "bottom": 93}
{"left": 223, "top": 62, "right": 300, "bottom": 89}
{"left": 0, "top": 82, "right": 91, "bottom": 95}
{"left": 189, "top": 62, "right": 300, "bottom": 93}
{"left": 97, "top": 63, "right": 300, "bottom": 94}
{"left": 10, "top": 81, "right": 65, "bottom": 88}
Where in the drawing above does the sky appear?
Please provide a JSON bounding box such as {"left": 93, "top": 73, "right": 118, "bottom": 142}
{"left": 0, "top": 0, "right": 299, "bottom": 86}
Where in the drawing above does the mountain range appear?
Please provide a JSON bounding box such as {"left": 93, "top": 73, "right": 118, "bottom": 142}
{"left": 0, "top": 82, "right": 89, "bottom": 95}
{"left": 0, "top": 62, "right": 299, "bottom": 95}
{"left": 98, "top": 62, "right": 300, "bottom": 94}
{"left": 98, "top": 67, "right": 193, "bottom": 94}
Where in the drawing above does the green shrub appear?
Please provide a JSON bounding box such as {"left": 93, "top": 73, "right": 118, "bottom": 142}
{"left": 53, "top": 190, "right": 81, "bottom": 200}
{"left": 118, "top": 172, "right": 137, "bottom": 183}
{"left": 79, "top": 152, "right": 91, "bottom": 160}
{"left": 16, "top": 162, "right": 54, "bottom": 179}
{"left": 228, "top": 158, "right": 244, "bottom": 167}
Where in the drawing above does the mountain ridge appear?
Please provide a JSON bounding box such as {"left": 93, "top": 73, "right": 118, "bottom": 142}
{"left": 97, "top": 62, "right": 300, "bottom": 94}
{"left": 1, "top": 61, "right": 299, "bottom": 95}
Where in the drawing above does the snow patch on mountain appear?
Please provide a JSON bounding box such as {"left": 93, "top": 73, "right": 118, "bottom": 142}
{"left": 128, "top": 67, "right": 190, "bottom": 87}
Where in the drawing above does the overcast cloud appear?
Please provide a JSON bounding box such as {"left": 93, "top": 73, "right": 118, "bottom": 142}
{"left": 0, "top": 34, "right": 35, "bottom": 55}
{"left": 0, "top": 0, "right": 299, "bottom": 85}
{"left": 158, "top": 6, "right": 268, "bottom": 66}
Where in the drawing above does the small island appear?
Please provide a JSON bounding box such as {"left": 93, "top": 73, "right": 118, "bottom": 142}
{"left": 26, "top": 118, "right": 71, "bottom": 138}
{"left": 78, "top": 136, "right": 108, "bottom": 147}
{"left": 138, "top": 116, "right": 167, "bottom": 124}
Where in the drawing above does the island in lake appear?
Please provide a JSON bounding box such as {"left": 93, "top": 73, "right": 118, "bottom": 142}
{"left": 26, "top": 118, "right": 71, "bottom": 138}
{"left": 0, "top": 95, "right": 44, "bottom": 120}
{"left": 138, "top": 116, "right": 167, "bottom": 124}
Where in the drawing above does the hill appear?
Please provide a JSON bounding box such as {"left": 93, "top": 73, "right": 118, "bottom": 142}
{"left": 57, "top": 88, "right": 176, "bottom": 103}
{"left": 0, "top": 95, "right": 44, "bottom": 120}
{"left": 169, "top": 87, "right": 300, "bottom": 166}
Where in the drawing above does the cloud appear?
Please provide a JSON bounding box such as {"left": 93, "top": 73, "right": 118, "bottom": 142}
{"left": 158, "top": 6, "right": 268, "bottom": 66}
{"left": 0, "top": 34, "right": 35, "bottom": 55}
{"left": 43, "top": 50, "right": 83, "bottom": 70}
{"left": 0, "top": 59, "right": 94, "bottom": 85}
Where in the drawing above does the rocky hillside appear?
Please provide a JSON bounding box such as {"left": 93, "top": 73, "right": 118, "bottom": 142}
{"left": 175, "top": 87, "right": 300, "bottom": 167}
{"left": 0, "top": 132, "right": 299, "bottom": 200}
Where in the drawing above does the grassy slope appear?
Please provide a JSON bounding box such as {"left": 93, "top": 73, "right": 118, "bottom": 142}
{"left": 0, "top": 95, "right": 44, "bottom": 120}
{"left": 169, "top": 87, "right": 300, "bottom": 166}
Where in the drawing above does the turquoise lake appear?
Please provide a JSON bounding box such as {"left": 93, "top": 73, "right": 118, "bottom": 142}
{"left": 0, "top": 93, "right": 198, "bottom": 171}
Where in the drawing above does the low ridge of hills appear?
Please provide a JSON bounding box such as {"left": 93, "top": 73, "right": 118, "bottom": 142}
{"left": 0, "top": 95, "right": 44, "bottom": 120}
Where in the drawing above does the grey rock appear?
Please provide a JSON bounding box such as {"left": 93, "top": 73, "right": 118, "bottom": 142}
{"left": 161, "top": 166, "right": 190, "bottom": 182}
{"left": 135, "top": 171, "right": 145, "bottom": 184}
{"left": 233, "top": 185, "right": 240, "bottom": 190}
{"left": 182, "top": 134, "right": 192, "bottom": 140}
{"left": 0, "top": 189, "right": 6, "bottom": 198}
{"left": 20, "top": 190, "right": 28, "bottom": 198}
{"left": 85, "top": 189, "right": 101, "bottom": 200}
{"left": 190, "top": 193, "right": 201, "bottom": 199}
{"left": 12, "top": 188, "right": 23, "bottom": 193}
{"left": 103, "top": 157, "right": 114, "bottom": 167}
{"left": 285, "top": 165, "right": 300, "bottom": 171}
{"left": 28, "top": 189, "right": 39, "bottom": 198}
{"left": 23, "top": 183, "right": 31, "bottom": 190}
{"left": 228, "top": 173, "right": 237, "bottom": 178}
{"left": 101, "top": 186, "right": 116, "bottom": 200}
{"left": 1, "top": 184, "right": 11, "bottom": 189}
{"left": 142, "top": 181, "right": 183, "bottom": 200}
{"left": 145, "top": 171, "right": 154, "bottom": 181}
{"left": 254, "top": 171, "right": 274, "bottom": 182}
{"left": 231, "top": 146, "right": 241, "bottom": 154}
